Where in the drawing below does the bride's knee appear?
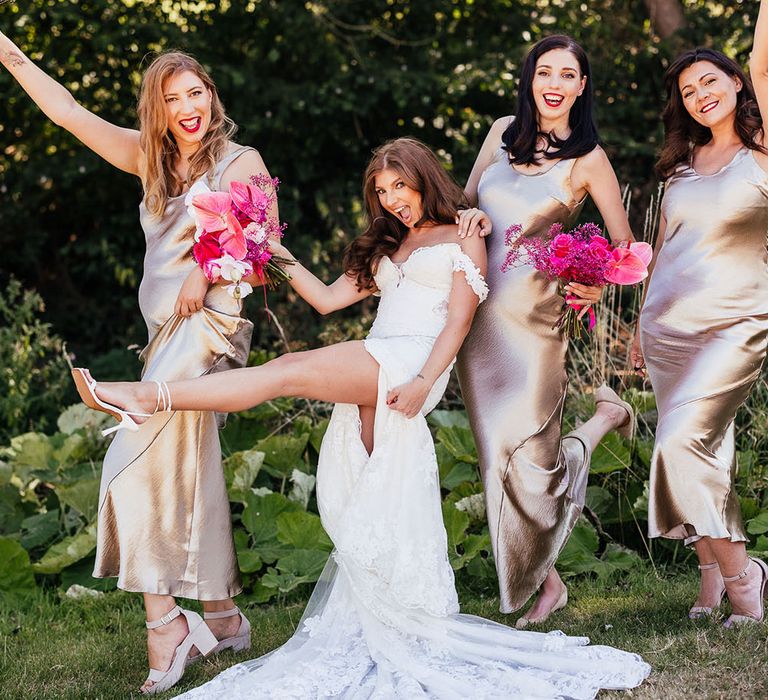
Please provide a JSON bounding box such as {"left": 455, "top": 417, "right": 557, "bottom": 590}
{"left": 267, "top": 352, "right": 309, "bottom": 396}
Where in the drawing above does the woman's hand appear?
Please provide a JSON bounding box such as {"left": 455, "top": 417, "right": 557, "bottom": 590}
{"left": 630, "top": 327, "right": 646, "bottom": 377}
{"left": 174, "top": 267, "right": 209, "bottom": 317}
{"left": 563, "top": 282, "right": 603, "bottom": 320}
{"left": 386, "top": 377, "right": 431, "bottom": 419}
{"left": 456, "top": 208, "right": 492, "bottom": 239}
{"left": 267, "top": 237, "right": 292, "bottom": 261}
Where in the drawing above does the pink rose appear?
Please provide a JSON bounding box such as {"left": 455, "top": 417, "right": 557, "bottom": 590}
{"left": 552, "top": 233, "right": 573, "bottom": 258}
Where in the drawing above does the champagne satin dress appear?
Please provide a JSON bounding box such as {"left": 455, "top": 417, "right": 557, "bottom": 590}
{"left": 93, "top": 146, "right": 255, "bottom": 599}
{"left": 641, "top": 147, "right": 768, "bottom": 543}
{"left": 457, "top": 146, "right": 589, "bottom": 613}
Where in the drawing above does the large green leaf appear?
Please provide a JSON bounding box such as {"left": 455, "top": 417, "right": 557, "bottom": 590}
{"left": 56, "top": 478, "right": 100, "bottom": 522}
{"left": 276, "top": 548, "right": 329, "bottom": 579}
{"left": 224, "top": 449, "right": 265, "bottom": 504}
{"left": 309, "top": 418, "right": 330, "bottom": 454}
{"left": 254, "top": 434, "right": 310, "bottom": 478}
{"left": 747, "top": 511, "right": 768, "bottom": 535}
{"left": 7, "top": 432, "right": 55, "bottom": 483}
{"left": 0, "top": 536, "right": 36, "bottom": 599}
{"left": 57, "top": 403, "right": 110, "bottom": 435}
{"left": 449, "top": 532, "right": 491, "bottom": 571}
{"left": 441, "top": 503, "right": 469, "bottom": 548}
{"left": 288, "top": 469, "right": 317, "bottom": 509}
{"left": 241, "top": 492, "right": 301, "bottom": 564}
{"left": 0, "top": 483, "right": 26, "bottom": 535}
{"left": 435, "top": 426, "right": 478, "bottom": 465}
{"left": 589, "top": 432, "right": 630, "bottom": 474}
{"left": 32, "top": 524, "right": 97, "bottom": 574}
{"left": 440, "top": 462, "right": 477, "bottom": 490}
{"left": 260, "top": 549, "right": 329, "bottom": 592}
{"left": 556, "top": 519, "right": 600, "bottom": 577}
{"left": 428, "top": 410, "right": 470, "bottom": 429}
{"left": 276, "top": 511, "right": 332, "bottom": 551}
{"left": 20, "top": 509, "right": 60, "bottom": 551}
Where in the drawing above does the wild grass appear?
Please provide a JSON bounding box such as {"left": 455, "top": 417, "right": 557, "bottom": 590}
{"left": 2, "top": 568, "right": 766, "bottom": 700}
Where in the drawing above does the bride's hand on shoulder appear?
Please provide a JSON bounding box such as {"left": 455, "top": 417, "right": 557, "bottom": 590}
{"left": 174, "top": 267, "right": 209, "bottom": 317}
{"left": 456, "top": 208, "right": 492, "bottom": 239}
{"left": 386, "top": 377, "right": 431, "bottom": 419}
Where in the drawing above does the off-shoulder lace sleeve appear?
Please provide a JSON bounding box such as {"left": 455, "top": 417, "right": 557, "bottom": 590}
{"left": 452, "top": 251, "right": 489, "bottom": 302}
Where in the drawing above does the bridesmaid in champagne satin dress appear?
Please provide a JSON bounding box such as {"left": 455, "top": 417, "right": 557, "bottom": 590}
{"left": 632, "top": 8, "right": 768, "bottom": 627}
{"left": 456, "top": 35, "right": 637, "bottom": 624}
{"left": 0, "top": 39, "right": 274, "bottom": 693}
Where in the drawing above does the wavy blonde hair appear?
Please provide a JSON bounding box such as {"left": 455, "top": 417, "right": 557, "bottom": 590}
{"left": 138, "top": 51, "right": 237, "bottom": 216}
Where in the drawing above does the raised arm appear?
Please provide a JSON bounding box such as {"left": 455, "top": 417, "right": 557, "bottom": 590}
{"left": 751, "top": 0, "right": 768, "bottom": 127}
{"left": 0, "top": 30, "right": 141, "bottom": 175}
{"left": 387, "top": 234, "right": 487, "bottom": 418}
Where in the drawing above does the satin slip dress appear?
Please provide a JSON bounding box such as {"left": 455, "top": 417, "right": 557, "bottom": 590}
{"left": 457, "top": 145, "right": 590, "bottom": 613}
{"left": 93, "top": 146, "right": 255, "bottom": 599}
{"left": 641, "top": 147, "right": 768, "bottom": 543}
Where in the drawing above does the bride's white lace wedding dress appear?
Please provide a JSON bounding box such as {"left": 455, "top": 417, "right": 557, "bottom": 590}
{"left": 175, "top": 243, "right": 650, "bottom": 699}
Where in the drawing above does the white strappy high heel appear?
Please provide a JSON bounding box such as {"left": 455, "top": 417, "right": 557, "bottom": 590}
{"left": 71, "top": 368, "right": 172, "bottom": 436}
{"left": 141, "top": 606, "right": 218, "bottom": 695}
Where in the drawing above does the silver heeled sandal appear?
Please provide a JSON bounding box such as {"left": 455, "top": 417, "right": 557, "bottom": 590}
{"left": 722, "top": 557, "right": 768, "bottom": 628}
{"left": 688, "top": 562, "right": 726, "bottom": 619}
{"left": 205, "top": 606, "right": 252, "bottom": 654}
{"left": 594, "top": 383, "right": 635, "bottom": 441}
{"left": 141, "top": 606, "right": 218, "bottom": 695}
{"left": 71, "top": 367, "right": 171, "bottom": 436}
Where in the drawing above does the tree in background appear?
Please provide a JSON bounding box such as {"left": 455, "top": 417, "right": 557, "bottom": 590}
{"left": 0, "top": 0, "right": 757, "bottom": 374}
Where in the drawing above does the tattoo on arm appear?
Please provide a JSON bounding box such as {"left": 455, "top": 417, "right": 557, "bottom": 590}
{"left": 1, "top": 48, "right": 25, "bottom": 69}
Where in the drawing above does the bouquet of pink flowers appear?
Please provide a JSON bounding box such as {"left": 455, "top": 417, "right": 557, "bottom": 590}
{"left": 502, "top": 222, "right": 652, "bottom": 339}
{"left": 185, "top": 174, "right": 291, "bottom": 299}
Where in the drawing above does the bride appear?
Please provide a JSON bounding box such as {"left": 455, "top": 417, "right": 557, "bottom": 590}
{"left": 74, "top": 137, "right": 650, "bottom": 698}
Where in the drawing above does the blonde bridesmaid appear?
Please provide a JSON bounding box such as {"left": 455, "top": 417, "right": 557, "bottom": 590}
{"left": 456, "top": 34, "right": 636, "bottom": 626}
{"left": 631, "top": 2, "right": 768, "bottom": 626}
{"left": 0, "top": 34, "right": 271, "bottom": 693}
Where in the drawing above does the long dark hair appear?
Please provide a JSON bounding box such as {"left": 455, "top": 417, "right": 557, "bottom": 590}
{"left": 656, "top": 47, "right": 765, "bottom": 179}
{"left": 343, "top": 138, "right": 467, "bottom": 292}
{"left": 502, "top": 34, "right": 599, "bottom": 165}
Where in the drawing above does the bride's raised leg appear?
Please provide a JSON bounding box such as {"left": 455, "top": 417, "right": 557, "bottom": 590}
{"left": 92, "top": 341, "right": 380, "bottom": 418}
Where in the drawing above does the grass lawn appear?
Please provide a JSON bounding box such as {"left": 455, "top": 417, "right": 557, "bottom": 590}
{"left": 1, "top": 568, "right": 766, "bottom": 699}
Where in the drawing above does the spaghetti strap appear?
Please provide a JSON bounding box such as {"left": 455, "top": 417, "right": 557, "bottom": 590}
{"left": 210, "top": 145, "right": 258, "bottom": 190}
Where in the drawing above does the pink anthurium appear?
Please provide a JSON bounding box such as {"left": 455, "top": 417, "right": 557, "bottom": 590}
{"left": 604, "top": 246, "right": 650, "bottom": 285}
{"left": 191, "top": 191, "right": 234, "bottom": 234}
{"left": 218, "top": 210, "right": 248, "bottom": 260}
{"left": 230, "top": 180, "right": 270, "bottom": 223}
{"left": 629, "top": 241, "right": 653, "bottom": 267}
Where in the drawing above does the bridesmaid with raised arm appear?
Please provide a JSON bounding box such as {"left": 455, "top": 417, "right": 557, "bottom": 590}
{"left": 456, "top": 35, "right": 638, "bottom": 627}
{"left": 0, "top": 33, "right": 273, "bottom": 694}
{"left": 630, "top": 2, "right": 768, "bottom": 626}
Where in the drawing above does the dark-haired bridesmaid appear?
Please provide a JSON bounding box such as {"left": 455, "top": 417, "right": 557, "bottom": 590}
{"left": 456, "top": 34, "right": 637, "bottom": 626}
{"left": 631, "top": 2, "right": 768, "bottom": 626}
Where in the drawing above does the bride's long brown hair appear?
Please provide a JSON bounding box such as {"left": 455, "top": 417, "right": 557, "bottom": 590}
{"left": 656, "top": 47, "right": 766, "bottom": 180}
{"left": 138, "top": 51, "right": 237, "bottom": 216}
{"left": 343, "top": 138, "right": 467, "bottom": 291}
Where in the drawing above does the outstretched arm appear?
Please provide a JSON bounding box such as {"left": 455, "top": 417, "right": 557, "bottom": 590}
{"left": 269, "top": 240, "right": 372, "bottom": 315}
{"left": 387, "top": 234, "right": 487, "bottom": 418}
{"left": 751, "top": 0, "right": 768, "bottom": 129}
{"left": 0, "top": 30, "right": 141, "bottom": 174}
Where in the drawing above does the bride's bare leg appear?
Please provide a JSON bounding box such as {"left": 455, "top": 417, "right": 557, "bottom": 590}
{"left": 359, "top": 405, "right": 376, "bottom": 455}
{"left": 94, "top": 341, "right": 380, "bottom": 417}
